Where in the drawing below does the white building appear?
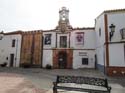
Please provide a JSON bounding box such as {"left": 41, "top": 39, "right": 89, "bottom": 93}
{"left": 95, "top": 9, "right": 125, "bottom": 76}
{"left": 0, "top": 31, "right": 22, "bottom": 67}
{"left": 42, "top": 7, "right": 96, "bottom": 69}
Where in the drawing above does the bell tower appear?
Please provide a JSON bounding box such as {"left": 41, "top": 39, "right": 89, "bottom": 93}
{"left": 59, "top": 7, "right": 69, "bottom": 25}
{"left": 57, "top": 7, "right": 72, "bottom": 32}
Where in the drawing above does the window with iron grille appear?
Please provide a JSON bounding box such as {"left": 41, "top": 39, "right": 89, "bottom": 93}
{"left": 82, "top": 58, "right": 88, "bottom": 65}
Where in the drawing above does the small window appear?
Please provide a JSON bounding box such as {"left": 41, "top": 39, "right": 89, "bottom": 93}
{"left": 6, "top": 57, "right": 8, "bottom": 60}
{"left": 82, "top": 58, "right": 88, "bottom": 65}
{"left": 12, "top": 39, "right": 16, "bottom": 47}
{"left": 99, "top": 28, "right": 101, "bottom": 36}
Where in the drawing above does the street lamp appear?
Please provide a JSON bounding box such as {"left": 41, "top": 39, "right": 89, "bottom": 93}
{"left": 109, "top": 24, "right": 115, "bottom": 41}
{"left": 0, "top": 31, "right": 4, "bottom": 40}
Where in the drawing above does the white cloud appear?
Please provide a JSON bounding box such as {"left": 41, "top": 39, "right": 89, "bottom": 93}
{"left": 0, "top": 0, "right": 125, "bottom": 32}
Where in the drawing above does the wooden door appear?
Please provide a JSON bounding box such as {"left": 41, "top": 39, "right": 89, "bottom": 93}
{"left": 10, "top": 54, "right": 14, "bottom": 67}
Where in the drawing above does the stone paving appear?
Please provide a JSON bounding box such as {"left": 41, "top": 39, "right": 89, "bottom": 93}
{"left": 0, "top": 72, "right": 47, "bottom": 93}
{"left": 0, "top": 67, "right": 125, "bottom": 93}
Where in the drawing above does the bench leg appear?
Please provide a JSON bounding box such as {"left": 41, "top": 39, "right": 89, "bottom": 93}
{"left": 53, "top": 82, "right": 58, "bottom": 93}
{"left": 53, "top": 87, "right": 57, "bottom": 93}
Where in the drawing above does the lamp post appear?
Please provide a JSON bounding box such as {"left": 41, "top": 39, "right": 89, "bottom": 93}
{"left": 109, "top": 24, "right": 115, "bottom": 41}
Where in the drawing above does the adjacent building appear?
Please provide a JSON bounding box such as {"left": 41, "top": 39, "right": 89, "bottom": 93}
{"left": 0, "top": 31, "right": 22, "bottom": 67}
{"left": 95, "top": 9, "right": 125, "bottom": 76}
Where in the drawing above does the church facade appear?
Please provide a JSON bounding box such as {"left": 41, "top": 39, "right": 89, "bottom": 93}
{"left": 0, "top": 7, "right": 125, "bottom": 76}
{"left": 42, "top": 7, "right": 96, "bottom": 69}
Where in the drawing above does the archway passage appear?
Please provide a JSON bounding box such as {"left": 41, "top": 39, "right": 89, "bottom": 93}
{"left": 58, "top": 51, "right": 67, "bottom": 69}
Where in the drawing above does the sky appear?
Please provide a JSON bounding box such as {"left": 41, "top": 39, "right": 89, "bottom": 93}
{"left": 0, "top": 0, "right": 125, "bottom": 32}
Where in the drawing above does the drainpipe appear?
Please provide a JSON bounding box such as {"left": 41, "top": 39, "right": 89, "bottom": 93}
{"left": 103, "top": 45, "right": 106, "bottom": 74}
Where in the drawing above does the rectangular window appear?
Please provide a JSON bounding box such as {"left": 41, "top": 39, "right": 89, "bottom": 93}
{"left": 120, "top": 28, "right": 125, "bottom": 39}
{"left": 44, "top": 34, "right": 51, "bottom": 45}
{"left": 12, "top": 39, "right": 16, "bottom": 47}
{"left": 60, "top": 36, "right": 67, "bottom": 48}
{"left": 82, "top": 58, "right": 88, "bottom": 65}
{"left": 123, "top": 29, "right": 125, "bottom": 39}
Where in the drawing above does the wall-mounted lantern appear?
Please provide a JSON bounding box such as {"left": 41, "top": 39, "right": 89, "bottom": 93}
{"left": 120, "top": 28, "right": 125, "bottom": 39}
{"left": 0, "top": 31, "right": 4, "bottom": 40}
{"left": 109, "top": 24, "right": 115, "bottom": 41}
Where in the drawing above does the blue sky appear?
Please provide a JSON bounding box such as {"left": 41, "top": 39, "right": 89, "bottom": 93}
{"left": 0, "top": 0, "right": 125, "bottom": 32}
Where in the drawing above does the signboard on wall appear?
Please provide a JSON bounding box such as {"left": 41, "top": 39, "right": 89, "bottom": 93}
{"left": 44, "top": 34, "right": 51, "bottom": 45}
{"left": 79, "top": 52, "right": 87, "bottom": 56}
{"left": 75, "top": 32, "right": 84, "bottom": 45}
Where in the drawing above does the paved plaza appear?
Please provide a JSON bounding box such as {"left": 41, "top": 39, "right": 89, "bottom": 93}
{"left": 0, "top": 67, "right": 125, "bottom": 93}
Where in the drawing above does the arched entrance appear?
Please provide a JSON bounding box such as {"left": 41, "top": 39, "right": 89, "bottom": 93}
{"left": 58, "top": 51, "right": 67, "bottom": 69}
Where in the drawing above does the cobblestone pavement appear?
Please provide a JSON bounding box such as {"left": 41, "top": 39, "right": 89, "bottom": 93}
{"left": 0, "top": 67, "right": 125, "bottom": 93}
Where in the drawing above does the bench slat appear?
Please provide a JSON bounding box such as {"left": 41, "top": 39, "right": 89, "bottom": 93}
{"left": 55, "top": 86, "right": 110, "bottom": 93}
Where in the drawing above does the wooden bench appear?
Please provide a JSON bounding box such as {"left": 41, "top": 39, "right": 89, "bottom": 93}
{"left": 53, "top": 75, "right": 111, "bottom": 93}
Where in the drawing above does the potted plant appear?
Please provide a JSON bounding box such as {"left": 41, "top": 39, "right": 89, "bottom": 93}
{"left": 46, "top": 64, "right": 52, "bottom": 69}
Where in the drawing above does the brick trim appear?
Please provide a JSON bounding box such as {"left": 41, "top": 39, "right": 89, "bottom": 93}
{"left": 104, "top": 14, "right": 109, "bottom": 67}
{"left": 106, "top": 66, "right": 125, "bottom": 76}
{"left": 43, "top": 48, "right": 95, "bottom": 50}
{"left": 104, "top": 41, "right": 125, "bottom": 44}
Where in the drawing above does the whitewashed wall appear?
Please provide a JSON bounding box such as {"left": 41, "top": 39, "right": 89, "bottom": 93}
{"left": 109, "top": 43, "right": 125, "bottom": 66}
{"left": 70, "top": 29, "right": 96, "bottom": 49}
{"left": 71, "top": 29, "right": 96, "bottom": 69}
{"left": 73, "top": 50, "right": 95, "bottom": 69}
{"left": 42, "top": 50, "right": 53, "bottom": 67}
{"left": 107, "top": 12, "right": 125, "bottom": 67}
{"left": 0, "top": 34, "right": 22, "bottom": 67}
{"left": 95, "top": 15, "right": 105, "bottom": 47}
{"left": 96, "top": 46, "right": 105, "bottom": 65}
{"left": 95, "top": 14, "right": 106, "bottom": 68}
